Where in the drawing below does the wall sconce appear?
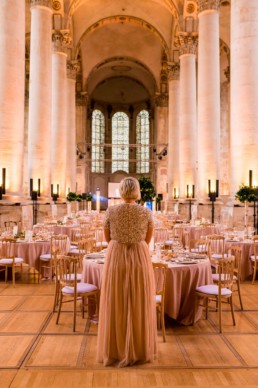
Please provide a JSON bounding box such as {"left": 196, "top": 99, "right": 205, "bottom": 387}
{"left": 51, "top": 183, "right": 59, "bottom": 202}
{"left": 173, "top": 187, "right": 179, "bottom": 199}
{"left": 0, "top": 168, "right": 6, "bottom": 200}
{"left": 208, "top": 179, "right": 219, "bottom": 223}
{"left": 30, "top": 178, "right": 41, "bottom": 199}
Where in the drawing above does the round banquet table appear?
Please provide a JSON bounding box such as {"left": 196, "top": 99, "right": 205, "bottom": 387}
{"left": 14, "top": 240, "right": 50, "bottom": 270}
{"left": 82, "top": 256, "right": 213, "bottom": 325}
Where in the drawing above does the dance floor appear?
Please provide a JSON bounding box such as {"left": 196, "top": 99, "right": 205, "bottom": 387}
{"left": 1, "top": 270, "right": 258, "bottom": 387}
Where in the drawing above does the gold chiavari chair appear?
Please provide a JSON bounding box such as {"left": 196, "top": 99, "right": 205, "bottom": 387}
{"left": 152, "top": 262, "right": 168, "bottom": 342}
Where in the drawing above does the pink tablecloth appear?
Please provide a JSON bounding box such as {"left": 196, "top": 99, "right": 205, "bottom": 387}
{"left": 15, "top": 241, "right": 50, "bottom": 270}
{"left": 82, "top": 257, "right": 212, "bottom": 325}
{"left": 225, "top": 239, "right": 253, "bottom": 280}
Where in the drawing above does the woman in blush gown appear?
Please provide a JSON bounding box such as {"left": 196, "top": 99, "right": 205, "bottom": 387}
{"left": 97, "top": 177, "right": 157, "bottom": 367}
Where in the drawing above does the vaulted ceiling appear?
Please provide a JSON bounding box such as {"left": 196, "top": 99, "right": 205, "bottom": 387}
{"left": 26, "top": 0, "right": 230, "bottom": 105}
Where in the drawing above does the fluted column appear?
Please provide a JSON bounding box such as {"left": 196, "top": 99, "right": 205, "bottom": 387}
{"left": 0, "top": 1, "right": 25, "bottom": 196}
{"left": 66, "top": 61, "right": 78, "bottom": 193}
{"left": 28, "top": 0, "right": 52, "bottom": 197}
{"left": 51, "top": 31, "right": 70, "bottom": 197}
{"left": 231, "top": 0, "right": 258, "bottom": 193}
{"left": 178, "top": 34, "right": 198, "bottom": 198}
{"left": 197, "top": 0, "right": 220, "bottom": 197}
{"left": 167, "top": 63, "right": 180, "bottom": 199}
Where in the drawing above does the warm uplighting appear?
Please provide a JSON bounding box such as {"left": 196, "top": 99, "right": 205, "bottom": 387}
{"left": 51, "top": 183, "right": 59, "bottom": 202}
{"left": 96, "top": 187, "right": 100, "bottom": 212}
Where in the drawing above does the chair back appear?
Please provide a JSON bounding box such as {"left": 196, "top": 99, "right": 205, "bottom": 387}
{"left": 152, "top": 262, "right": 168, "bottom": 297}
{"left": 206, "top": 234, "right": 225, "bottom": 257}
{"left": 217, "top": 258, "right": 235, "bottom": 291}
{"left": 0, "top": 238, "right": 15, "bottom": 258}
{"left": 153, "top": 228, "right": 169, "bottom": 244}
{"left": 50, "top": 235, "right": 69, "bottom": 256}
{"left": 189, "top": 238, "right": 210, "bottom": 255}
{"left": 225, "top": 245, "right": 242, "bottom": 275}
{"left": 56, "top": 254, "right": 79, "bottom": 290}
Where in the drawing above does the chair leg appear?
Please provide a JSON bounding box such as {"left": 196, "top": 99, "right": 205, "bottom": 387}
{"left": 53, "top": 280, "right": 60, "bottom": 312}
{"left": 161, "top": 305, "right": 166, "bottom": 342}
{"left": 252, "top": 261, "right": 256, "bottom": 284}
{"left": 12, "top": 264, "right": 15, "bottom": 287}
{"left": 236, "top": 279, "right": 244, "bottom": 310}
{"left": 56, "top": 293, "right": 63, "bottom": 325}
{"left": 218, "top": 297, "right": 222, "bottom": 333}
{"left": 73, "top": 293, "right": 77, "bottom": 332}
{"left": 230, "top": 295, "right": 236, "bottom": 326}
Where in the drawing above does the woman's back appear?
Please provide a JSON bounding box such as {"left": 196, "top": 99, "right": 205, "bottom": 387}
{"left": 105, "top": 203, "right": 152, "bottom": 244}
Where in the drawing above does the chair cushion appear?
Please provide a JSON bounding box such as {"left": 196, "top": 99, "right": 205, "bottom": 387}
{"left": 164, "top": 240, "right": 174, "bottom": 245}
{"left": 69, "top": 248, "right": 86, "bottom": 255}
{"left": 62, "top": 282, "right": 98, "bottom": 294}
{"left": 69, "top": 245, "right": 77, "bottom": 249}
{"left": 155, "top": 295, "right": 162, "bottom": 303}
{"left": 40, "top": 254, "right": 51, "bottom": 260}
{"left": 211, "top": 253, "right": 224, "bottom": 259}
{"left": 0, "top": 257, "right": 24, "bottom": 264}
{"left": 196, "top": 284, "right": 232, "bottom": 296}
{"left": 250, "top": 255, "right": 258, "bottom": 261}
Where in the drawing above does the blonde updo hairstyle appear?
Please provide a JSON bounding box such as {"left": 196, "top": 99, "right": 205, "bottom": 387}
{"left": 119, "top": 177, "right": 141, "bottom": 201}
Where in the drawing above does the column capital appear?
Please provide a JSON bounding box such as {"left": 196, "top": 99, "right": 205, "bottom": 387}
{"left": 167, "top": 62, "right": 180, "bottom": 81}
{"left": 155, "top": 93, "right": 168, "bottom": 108}
{"left": 52, "top": 30, "right": 72, "bottom": 54}
{"left": 198, "top": 0, "right": 220, "bottom": 13}
{"left": 77, "top": 91, "right": 88, "bottom": 107}
{"left": 30, "top": 0, "right": 52, "bottom": 8}
{"left": 67, "top": 60, "right": 79, "bottom": 80}
{"left": 176, "top": 33, "right": 198, "bottom": 56}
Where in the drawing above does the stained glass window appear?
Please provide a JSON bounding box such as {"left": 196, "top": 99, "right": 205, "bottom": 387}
{"left": 91, "top": 109, "right": 105, "bottom": 173}
{"left": 136, "top": 110, "right": 150, "bottom": 173}
{"left": 112, "top": 112, "right": 129, "bottom": 173}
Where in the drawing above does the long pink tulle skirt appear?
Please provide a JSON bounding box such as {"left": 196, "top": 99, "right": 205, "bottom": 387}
{"left": 97, "top": 240, "right": 157, "bottom": 367}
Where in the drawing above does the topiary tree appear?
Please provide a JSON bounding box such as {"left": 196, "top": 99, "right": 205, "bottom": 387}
{"left": 138, "top": 176, "right": 156, "bottom": 204}
{"left": 235, "top": 184, "right": 256, "bottom": 229}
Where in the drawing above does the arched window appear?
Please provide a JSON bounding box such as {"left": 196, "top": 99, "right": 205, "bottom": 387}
{"left": 112, "top": 112, "right": 129, "bottom": 173}
{"left": 136, "top": 110, "right": 150, "bottom": 173}
{"left": 91, "top": 109, "right": 105, "bottom": 173}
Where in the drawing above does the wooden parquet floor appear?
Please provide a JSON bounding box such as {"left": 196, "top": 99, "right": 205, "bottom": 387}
{"left": 1, "top": 271, "right": 258, "bottom": 387}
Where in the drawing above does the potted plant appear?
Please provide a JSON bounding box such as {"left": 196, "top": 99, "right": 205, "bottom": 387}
{"left": 235, "top": 185, "right": 256, "bottom": 229}
{"left": 66, "top": 192, "right": 82, "bottom": 214}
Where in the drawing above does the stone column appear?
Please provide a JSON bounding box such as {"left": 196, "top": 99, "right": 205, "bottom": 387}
{"left": 220, "top": 66, "right": 230, "bottom": 195}
{"left": 0, "top": 1, "right": 25, "bottom": 196}
{"left": 197, "top": 0, "right": 220, "bottom": 197}
{"left": 231, "top": 0, "right": 258, "bottom": 193}
{"left": 66, "top": 61, "right": 78, "bottom": 193}
{"left": 28, "top": 0, "right": 52, "bottom": 197}
{"left": 51, "top": 30, "right": 70, "bottom": 197}
{"left": 178, "top": 34, "right": 198, "bottom": 198}
{"left": 155, "top": 94, "right": 168, "bottom": 196}
{"left": 167, "top": 63, "right": 180, "bottom": 200}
